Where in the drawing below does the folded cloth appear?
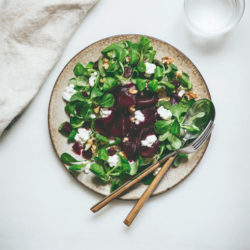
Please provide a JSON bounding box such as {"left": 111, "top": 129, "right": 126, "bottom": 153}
{"left": 0, "top": 0, "right": 98, "bottom": 136}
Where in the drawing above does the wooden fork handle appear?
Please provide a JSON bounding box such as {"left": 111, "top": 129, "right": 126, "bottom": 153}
{"left": 90, "top": 161, "right": 161, "bottom": 213}
{"left": 124, "top": 156, "right": 175, "bottom": 227}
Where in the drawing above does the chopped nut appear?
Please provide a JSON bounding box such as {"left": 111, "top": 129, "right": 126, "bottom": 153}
{"left": 125, "top": 56, "right": 130, "bottom": 63}
{"left": 103, "top": 57, "right": 109, "bottom": 63}
{"left": 159, "top": 97, "right": 171, "bottom": 102}
{"left": 103, "top": 63, "right": 109, "bottom": 70}
{"left": 123, "top": 137, "right": 129, "bottom": 143}
{"left": 161, "top": 56, "right": 174, "bottom": 66}
{"left": 119, "top": 151, "right": 127, "bottom": 159}
{"left": 85, "top": 138, "right": 94, "bottom": 151}
{"left": 185, "top": 91, "right": 197, "bottom": 100}
{"left": 129, "top": 105, "right": 136, "bottom": 113}
{"left": 100, "top": 78, "right": 106, "bottom": 83}
{"left": 93, "top": 106, "right": 100, "bottom": 114}
{"left": 128, "top": 88, "right": 138, "bottom": 94}
{"left": 130, "top": 117, "right": 135, "bottom": 123}
{"left": 176, "top": 70, "right": 182, "bottom": 78}
{"left": 91, "top": 144, "right": 97, "bottom": 154}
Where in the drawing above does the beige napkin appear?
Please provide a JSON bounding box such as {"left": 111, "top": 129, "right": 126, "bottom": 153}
{"left": 0, "top": 0, "right": 98, "bottom": 136}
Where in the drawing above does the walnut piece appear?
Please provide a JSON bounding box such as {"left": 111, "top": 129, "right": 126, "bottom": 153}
{"left": 161, "top": 56, "right": 174, "bottom": 66}
{"left": 185, "top": 91, "right": 197, "bottom": 100}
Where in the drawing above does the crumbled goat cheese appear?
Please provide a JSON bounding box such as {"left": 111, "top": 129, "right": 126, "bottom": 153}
{"left": 141, "top": 134, "right": 157, "bottom": 148}
{"left": 109, "top": 139, "right": 115, "bottom": 144}
{"left": 153, "top": 167, "right": 161, "bottom": 176}
{"left": 83, "top": 162, "right": 91, "bottom": 174}
{"left": 63, "top": 84, "right": 76, "bottom": 102}
{"left": 145, "top": 62, "right": 156, "bottom": 74}
{"left": 100, "top": 108, "right": 112, "bottom": 118}
{"left": 74, "top": 128, "right": 91, "bottom": 145}
{"left": 134, "top": 110, "right": 145, "bottom": 125}
{"left": 90, "top": 114, "right": 96, "bottom": 119}
{"left": 157, "top": 106, "right": 172, "bottom": 120}
{"left": 108, "top": 154, "right": 119, "bottom": 167}
{"left": 178, "top": 90, "right": 185, "bottom": 98}
{"left": 89, "top": 71, "right": 98, "bottom": 87}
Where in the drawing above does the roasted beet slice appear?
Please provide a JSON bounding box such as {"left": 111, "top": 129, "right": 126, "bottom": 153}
{"left": 72, "top": 142, "right": 82, "bottom": 155}
{"left": 118, "top": 86, "right": 136, "bottom": 110}
{"left": 136, "top": 92, "right": 158, "bottom": 108}
{"left": 172, "top": 80, "right": 181, "bottom": 88}
{"left": 111, "top": 115, "right": 129, "bottom": 137}
{"left": 107, "top": 147, "right": 117, "bottom": 156}
{"left": 94, "top": 110, "right": 114, "bottom": 136}
{"left": 82, "top": 148, "right": 92, "bottom": 160}
{"left": 124, "top": 67, "right": 132, "bottom": 78}
{"left": 137, "top": 106, "right": 157, "bottom": 129}
{"left": 138, "top": 129, "right": 159, "bottom": 158}
{"left": 60, "top": 122, "right": 72, "bottom": 136}
{"left": 120, "top": 137, "right": 138, "bottom": 161}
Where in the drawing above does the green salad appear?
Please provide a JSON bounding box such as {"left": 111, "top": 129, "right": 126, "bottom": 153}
{"left": 59, "top": 36, "right": 199, "bottom": 191}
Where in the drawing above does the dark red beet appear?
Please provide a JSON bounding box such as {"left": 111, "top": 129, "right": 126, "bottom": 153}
{"left": 136, "top": 92, "right": 158, "bottom": 108}
{"left": 81, "top": 91, "right": 88, "bottom": 97}
{"left": 120, "top": 137, "right": 137, "bottom": 161}
{"left": 93, "top": 60, "right": 98, "bottom": 70}
{"left": 82, "top": 149, "right": 92, "bottom": 160}
{"left": 139, "top": 106, "right": 157, "bottom": 128}
{"left": 172, "top": 80, "right": 181, "bottom": 88}
{"left": 118, "top": 86, "right": 136, "bottom": 109}
{"left": 61, "top": 122, "right": 72, "bottom": 136}
{"left": 107, "top": 148, "right": 116, "bottom": 156}
{"left": 94, "top": 110, "right": 114, "bottom": 136}
{"left": 138, "top": 129, "right": 159, "bottom": 158}
{"left": 111, "top": 115, "right": 129, "bottom": 137}
{"left": 124, "top": 67, "right": 132, "bottom": 78}
{"left": 170, "top": 94, "right": 181, "bottom": 105}
{"left": 72, "top": 142, "right": 82, "bottom": 155}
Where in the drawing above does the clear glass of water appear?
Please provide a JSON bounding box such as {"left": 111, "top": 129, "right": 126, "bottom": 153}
{"left": 184, "top": 0, "right": 245, "bottom": 36}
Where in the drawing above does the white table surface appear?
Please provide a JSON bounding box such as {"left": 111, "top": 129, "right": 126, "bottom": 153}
{"left": 1, "top": 1, "right": 250, "bottom": 250}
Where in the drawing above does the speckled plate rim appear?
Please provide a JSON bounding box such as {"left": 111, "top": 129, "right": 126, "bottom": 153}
{"left": 48, "top": 34, "right": 211, "bottom": 200}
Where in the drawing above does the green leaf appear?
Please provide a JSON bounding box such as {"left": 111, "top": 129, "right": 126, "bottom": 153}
{"left": 69, "top": 163, "right": 87, "bottom": 171}
{"left": 129, "top": 48, "right": 140, "bottom": 64}
{"left": 96, "top": 133, "right": 109, "bottom": 143}
{"left": 148, "top": 50, "right": 156, "bottom": 63}
{"left": 68, "top": 129, "right": 77, "bottom": 142}
{"left": 138, "top": 156, "right": 153, "bottom": 167}
{"left": 142, "top": 173, "right": 155, "bottom": 185}
{"left": 120, "top": 156, "right": 131, "bottom": 173}
{"left": 70, "top": 116, "right": 84, "bottom": 128}
{"left": 107, "top": 60, "right": 120, "bottom": 73}
{"left": 103, "top": 77, "right": 117, "bottom": 91}
{"left": 158, "top": 81, "right": 175, "bottom": 91}
{"left": 98, "top": 93, "right": 114, "bottom": 108}
{"left": 65, "top": 102, "right": 76, "bottom": 116}
{"left": 98, "top": 57, "right": 105, "bottom": 77}
{"left": 154, "top": 120, "right": 173, "bottom": 134}
{"left": 140, "top": 36, "right": 151, "bottom": 49}
{"left": 90, "top": 163, "right": 107, "bottom": 180}
{"left": 154, "top": 66, "right": 163, "bottom": 80}
{"left": 137, "top": 61, "right": 146, "bottom": 73}
{"left": 73, "top": 63, "right": 86, "bottom": 76}
{"left": 61, "top": 153, "right": 79, "bottom": 165}
{"left": 70, "top": 92, "right": 87, "bottom": 102}
{"left": 179, "top": 72, "right": 192, "bottom": 90}
{"left": 171, "top": 119, "right": 181, "bottom": 137}
{"left": 111, "top": 178, "right": 122, "bottom": 192}
{"left": 164, "top": 132, "right": 182, "bottom": 150}
{"left": 157, "top": 100, "right": 171, "bottom": 110}
{"left": 98, "top": 147, "right": 108, "bottom": 161}
{"left": 148, "top": 79, "right": 158, "bottom": 92}
{"left": 173, "top": 153, "right": 188, "bottom": 168}
{"left": 76, "top": 76, "right": 89, "bottom": 87}
{"left": 136, "top": 78, "right": 147, "bottom": 91}
{"left": 75, "top": 103, "right": 92, "bottom": 120}
{"left": 91, "top": 85, "right": 103, "bottom": 99}
{"left": 129, "top": 160, "right": 139, "bottom": 175}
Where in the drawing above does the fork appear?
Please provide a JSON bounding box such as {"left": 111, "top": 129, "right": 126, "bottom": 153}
{"left": 123, "top": 120, "right": 215, "bottom": 226}
{"left": 91, "top": 121, "right": 214, "bottom": 214}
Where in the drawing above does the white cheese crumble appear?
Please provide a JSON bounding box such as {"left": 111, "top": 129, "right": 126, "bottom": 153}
{"left": 145, "top": 62, "right": 156, "bottom": 74}
{"left": 153, "top": 167, "right": 161, "bottom": 176}
{"left": 157, "top": 106, "right": 172, "bottom": 120}
{"left": 107, "top": 154, "right": 119, "bottom": 167}
{"left": 178, "top": 89, "right": 185, "bottom": 98}
{"left": 141, "top": 134, "right": 157, "bottom": 148}
{"left": 89, "top": 71, "right": 98, "bottom": 87}
{"left": 90, "top": 114, "right": 96, "bottom": 119}
{"left": 62, "top": 84, "right": 76, "bottom": 102}
{"left": 83, "top": 162, "right": 91, "bottom": 174}
{"left": 74, "top": 128, "right": 91, "bottom": 145}
{"left": 100, "top": 108, "right": 112, "bottom": 118}
{"left": 134, "top": 110, "right": 145, "bottom": 125}
{"left": 109, "top": 139, "right": 115, "bottom": 144}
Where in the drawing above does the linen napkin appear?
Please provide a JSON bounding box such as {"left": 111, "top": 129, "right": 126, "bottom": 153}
{"left": 0, "top": 0, "right": 98, "bottom": 136}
